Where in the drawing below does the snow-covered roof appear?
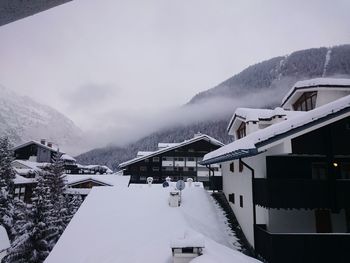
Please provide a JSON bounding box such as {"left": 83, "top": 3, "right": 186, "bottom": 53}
{"left": 13, "top": 174, "right": 36, "bottom": 185}
{"left": 12, "top": 160, "right": 49, "bottom": 171}
{"left": 227, "top": 107, "right": 304, "bottom": 132}
{"left": 66, "top": 174, "right": 130, "bottom": 187}
{"left": 170, "top": 230, "right": 205, "bottom": 248}
{"left": 281, "top": 78, "right": 350, "bottom": 107}
{"left": 44, "top": 186, "right": 259, "bottom": 263}
{"left": 0, "top": 225, "right": 10, "bottom": 253}
{"left": 158, "top": 142, "right": 181, "bottom": 149}
{"left": 119, "top": 134, "right": 224, "bottom": 168}
{"left": 60, "top": 154, "right": 76, "bottom": 162}
{"left": 137, "top": 151, "right": 154, "bottom": 157}
{"left": 202, "top": 94, "right": 350, "bottom": 165}
{"left": 12, "top": 140, "right": 63, "bottom": 153}
{"left": 82, "top": 165, "right": 113, "bottom": 173}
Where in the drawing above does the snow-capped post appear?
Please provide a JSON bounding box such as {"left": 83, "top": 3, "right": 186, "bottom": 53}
{"left": 186, "top": 178, "right": 193, "bottom": 187}
{"left": 176, "top": 180, "right": 185, "bottom": 204}
{"left": 147, "top": 177, "right": 153, "bottom": 187}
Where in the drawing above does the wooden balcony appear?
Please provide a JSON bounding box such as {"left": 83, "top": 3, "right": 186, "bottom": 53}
{"left": 253, "top": 178, "right": 350, "bottom": 209}
{"left": 255, "top": 224, "right": 350, "bottom": 263}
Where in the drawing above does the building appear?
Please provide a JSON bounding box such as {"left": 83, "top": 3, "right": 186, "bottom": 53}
{"left": 44, "top": 184, "right": 258, "bottom": 263}
{"left": 118, "top": 134, "right": 223, "bottom": 187}
{"left": 13, "top": 139, "right": 61, "bottom": 163}
{"left": 65, "top": 174, "right": 130, "bottom": 198}
{"left": 11, "top": 140, "right": 114, "bottom": 202}
{"left": 201, "top": 78, "right": 350, "bottom": 263}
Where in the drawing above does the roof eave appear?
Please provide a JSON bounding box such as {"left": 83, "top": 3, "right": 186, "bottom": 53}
{"left": 200, "top": 148, "right": 259, "bottom": 165}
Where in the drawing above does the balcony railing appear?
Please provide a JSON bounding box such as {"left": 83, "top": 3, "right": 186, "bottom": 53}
{"left": 255, "top": 224, "right": 350, "bottom": 263}
{"left": 254, "top": 178, "right": 350, "bottom": 209}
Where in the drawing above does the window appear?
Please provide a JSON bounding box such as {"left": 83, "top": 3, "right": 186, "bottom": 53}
{"left": 229, "top": 193, "right": 235, "bottom": 204}
{"left": 229, "top": 162, "right": 234, "bottom": 173}
{"left": 188, "top": 167, "right": 195, "bottom": 171}
{"left": 178, "top": 157, "right": 184, "bottom": 161}
{"left": 293, "top": 92, "right": 317, "bottom": 111}
{"left": 187, "top": 157, "right": 195, "bottom": 162}
{"left": 239, "top": 160, "right": 244, "bottom": 172}
{"left": 237, "top": 122, "right": 246, "bottom": 139}
{"left": 145, "top": 158, "right": 149, "bottom": 163}
{"left": 312, "top": 163, "right": 327, "bottom": 180}
{"left": 153, "top": 157, "right": 160, "bottom": 162}
{"left": 152, "top": 167, "right": 159, "bottom": 171}
{"left": 239, "top": 195, "right": 243, "bottom": 208}
{"left": 340, "top": 163, "right": 350, "bottom": 179}
{"left": 140, "top": 166, "right": 147, "bottom": 172}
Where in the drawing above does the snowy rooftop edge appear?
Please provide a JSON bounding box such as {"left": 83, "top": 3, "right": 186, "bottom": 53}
{"left": 281, "top": 77, "right": 350, "bottom": 106}
{"left": 204, "top": 95, "right": 350, "bottom": 163}
{"left": 227, "top": 107, "right": 304, "bottom": 132}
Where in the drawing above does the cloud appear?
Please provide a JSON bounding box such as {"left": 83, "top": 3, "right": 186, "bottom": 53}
{"left": 77, "top": 81, "right": 292, "bottom": 153}
{"left": 62, "top": 83, "right": 120, "bottom": 110}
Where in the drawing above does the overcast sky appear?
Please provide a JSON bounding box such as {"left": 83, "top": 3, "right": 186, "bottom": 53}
{"left": 0, "top": 0, "right": 349, "bottom": 137}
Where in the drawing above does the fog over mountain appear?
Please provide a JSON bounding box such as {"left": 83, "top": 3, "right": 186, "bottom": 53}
{"left": 76, "top": 44, "right": 350, "bottom": 169}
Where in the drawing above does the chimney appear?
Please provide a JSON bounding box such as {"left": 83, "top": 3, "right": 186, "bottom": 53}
{"left": 40, "top": 139, "right": 46, "bottom": 145}
{"left": 194, "top": 132, "right": 202, "bottom": 138}
{"left": 47, "top": 142, "right": 53, "bottom": 148}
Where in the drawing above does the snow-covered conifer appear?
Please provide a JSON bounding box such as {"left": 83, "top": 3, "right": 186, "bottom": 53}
{"left": 3, "top": 176, "right": 56, "bottom": 263}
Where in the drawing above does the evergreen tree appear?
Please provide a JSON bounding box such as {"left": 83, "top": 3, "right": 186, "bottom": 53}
{"left": 0, "top": 137, "right": 15, "bottom": 241}
{"left": 65, "top": 194, "right": 83, "bottom": 226}
{"left": 3, "top": 176, "right": 57, "bottom": 263}
{"left": 0, "top": 137, "right": 16, "bottom": 190}
{"left": 43, "top": 152, "right": 68, "bottom": 239}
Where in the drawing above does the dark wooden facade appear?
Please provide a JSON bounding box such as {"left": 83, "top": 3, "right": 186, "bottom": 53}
{"left": 254, "top": 116, "right": 350, "bottom": 262}
{"left": 14, "top": 143, "right": 56, "bottom": 163}
{"left": 123, "top": 139, "right": 221, "bottom": 185}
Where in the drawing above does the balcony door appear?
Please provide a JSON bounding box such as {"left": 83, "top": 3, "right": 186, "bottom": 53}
{"left": 315, "top": 209, "right": 332, "bottom": 233}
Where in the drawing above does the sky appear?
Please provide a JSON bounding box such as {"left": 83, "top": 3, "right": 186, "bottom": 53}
{"left": 0, "top": 0, "right": 349, "bottom": 148}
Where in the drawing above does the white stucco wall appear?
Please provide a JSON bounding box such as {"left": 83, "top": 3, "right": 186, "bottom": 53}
{"left": 316, "top": 90, "right": 350, "bottom": 108}
{"left": 221, "top": 141, "right": 292, "bottom": 247}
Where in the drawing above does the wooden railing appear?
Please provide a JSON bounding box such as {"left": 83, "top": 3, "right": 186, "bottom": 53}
{"left": 255, "top": 224, "right": 350, "bottom": 263}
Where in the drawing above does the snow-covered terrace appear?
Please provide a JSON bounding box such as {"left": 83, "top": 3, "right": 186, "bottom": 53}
{"left": 45, "top": 186, "right": 260, "bottom": 263}
{"left": 202, "top": 94, "right": 350, "bottom": 165}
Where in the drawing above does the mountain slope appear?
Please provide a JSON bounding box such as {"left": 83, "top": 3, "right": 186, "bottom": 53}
{"left": 76, "top": 44, "right": 350, "bottom": 169}
{"left": 0, "top": 85, "right": 82, "bottom": 152}
{"left": 189, "top": 45, "right": 350, "bottom": 104}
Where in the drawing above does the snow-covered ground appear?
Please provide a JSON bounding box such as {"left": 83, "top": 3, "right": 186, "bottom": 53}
{"left": 45, "top": 185, "right": 260, "bottom": 263}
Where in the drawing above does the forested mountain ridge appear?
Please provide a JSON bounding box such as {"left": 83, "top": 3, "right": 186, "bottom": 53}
{"left": 76, "top": 44, "right": 350, "bottom": 170}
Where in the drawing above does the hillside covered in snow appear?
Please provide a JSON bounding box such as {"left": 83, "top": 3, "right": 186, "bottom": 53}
{"left": 76, "top": 44, "right": 350, "bottom": 169}
{"left": 0, "top": 85, "right": 82, "bottom": 153}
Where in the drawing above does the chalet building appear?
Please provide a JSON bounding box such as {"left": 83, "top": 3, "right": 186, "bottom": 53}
{"left": 65, "top": 174, "right": 130, "bottom": 198}
{"left": 13, "top": 139, "right": 61, "bottom": 163}
{"left": 119, "top": 134, "right": 223, "bottom": 188}
{"left": 11, "top": 140, "right": 114, "bottom": 202}
{"left": 201, "top": 78, "right": 350, "bottom": 263}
